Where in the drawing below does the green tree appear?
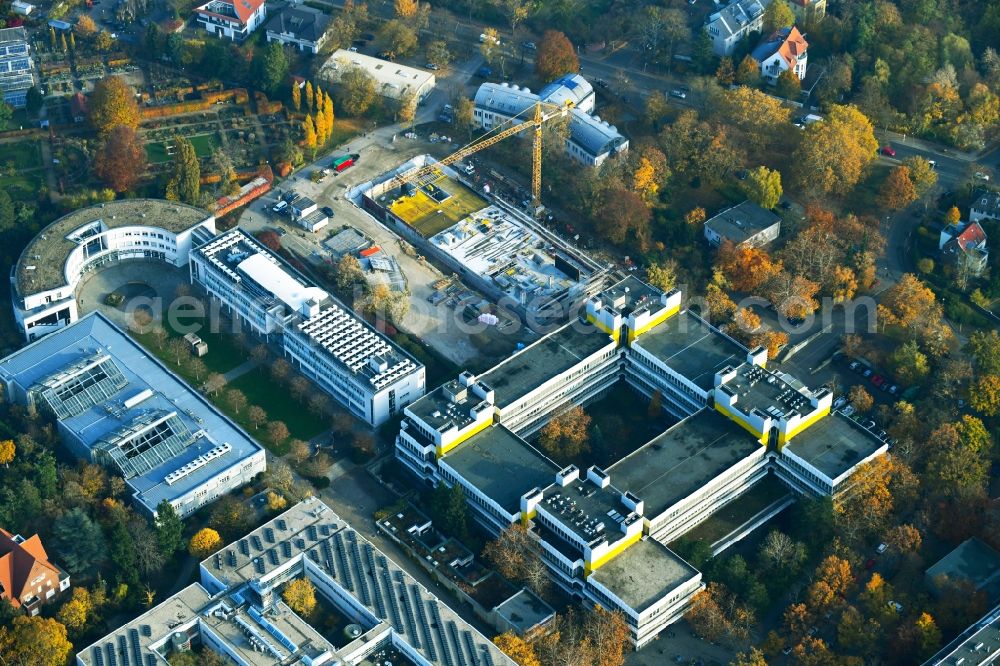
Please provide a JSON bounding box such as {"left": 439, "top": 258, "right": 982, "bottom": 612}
{"left": 902, "top": 156, "right": 938, "bottom": 197}
{"left": 155, "top": 500, "right": 184, "bottom": 557}
{"left": 967, "top": 330, "right": 1000, "bottom": 374}
{"left": 763, "top": 0, "right": 795, "bottom": 32}
{"left": 0, "top": 189, "right": 15, "bottom": 233}
{"left": 429, "top": 483, "right": 471, "bottom": 542}
{"left": 336, "top": 67, "right": 378, "bottom": 116}
{"left": 736, "top": 56, "right": 760, "bottom": 85}
{"left": 255, "top": 41, "right": 290, "bottom": 95}
{"left": 646, "top": 260, "right": 678, "bottom": 292}
{"left": 25, "top": 86, "right": 43, "bottom": 117}
{"left": 51, "top": 508, "right": 106, "bottom": 575}
{"left": 743, "top": 166, "right": 783, "bottom": 209}
{"left": 775, "top": 68, "right": 801, "bottom": 99}
{"left": 426, "top": 40, "right": 452, "bottom": 65}
{"left": 378, "top": 20, "right": 418, "bottom": 57}
{"left": 925, "top": 415, "right": 992, "bottom": 500}
{"left": 89, "top": 75, "right": 140, "bottom": 136}
{"left": 109, "top": 515, "right": 139, "bottom": 586}
{"left": 165, "top": 136, "right": 200, "bottom": 204}
{"left": 890, "top": 340, "right": 930, "bottom": 385}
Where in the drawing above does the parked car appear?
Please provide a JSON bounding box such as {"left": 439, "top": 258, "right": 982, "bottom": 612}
{"left": 833, "top": 396, "right": 848, "bottom": 409}
{"left": 975, "top": 171, "right": 991, "bottom": 181}
{"left": 521, "top": 40, "right": 536, "bottom": 50}
{"left": 872, "top": 375, "right": 885, "bottom": 387}
{"left": 888, "top": 384, "right": 899, "bottom": 395}
{"left": 863, "top": 368, "right": 874, "bottom": 378}
{"left": 849, "top": 360, "right": 861, "bottom": 371}
{"left": 880, "top": 145, "right": 896, "bottom": 157}
{"left": 275, "top": 227, "right": 287, "bottom": 236}
{"left": 425, "top": 62, "right": 440, "bottom": 70}
{"left": 479, "top": 32, "right": 500, "bottom": 44}
{"left": 475, "top": 66, "right": 493, "bottom": 78}
{"left": 669, "top": 89, "right": 687, "bottom": 99}
{"left": 321, "top": 207, "right": 334, "bottom": 218}
{"left": 877, "top": 543, "right": 888, "bottom": 553}
{"left": 272, "top": 201, "right": 289, "bottom": 214}
{"left": 841, "top": 405, "right": 856, "bottom": 417}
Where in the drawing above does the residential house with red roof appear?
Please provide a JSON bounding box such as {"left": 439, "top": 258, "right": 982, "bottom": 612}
{"left": 940, "top": 220, "right": 989, "bottom": 276}
{"left": 751, "top": 26, "right": 809, "bottom": 85}
{"left": 194, "top": 0, "right": 266, "bottom": 42}
{"left": 0, "top": 528, "right": 70, "bottom": 615}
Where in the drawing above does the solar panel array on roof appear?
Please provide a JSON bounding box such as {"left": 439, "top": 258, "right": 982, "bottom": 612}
{"left": 413, "top": 586, "right": 436, "bottom": 660}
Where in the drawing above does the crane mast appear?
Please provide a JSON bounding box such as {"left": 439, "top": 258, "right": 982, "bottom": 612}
{"left": 390, "top": 100, "right": 571, "bottom": 210}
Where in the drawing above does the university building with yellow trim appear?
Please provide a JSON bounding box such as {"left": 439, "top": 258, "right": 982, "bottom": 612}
{"left": 396, "top": 276, "right": 887, "bottom": 647}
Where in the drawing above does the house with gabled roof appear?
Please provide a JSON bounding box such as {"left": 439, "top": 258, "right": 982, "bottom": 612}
{"left": 751, "top": 26, "right": 809, "bottom": 84}
{"left": 970, "top": 188, "right": 1000, "bottom": 224}
{"left": 705, "top": 0, "right": 772, "bottom": 57}
{"left": 0, "top": 528, "right": 70, "bottom": 615}
{"left": 194, "top": 0, "right": 266, "bottom": 42}
{"left": 940, "top": 220, "right": 989, "bottom": 276}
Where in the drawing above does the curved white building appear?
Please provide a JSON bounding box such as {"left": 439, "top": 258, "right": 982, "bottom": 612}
{"left": 11, "top": 199, "right": 216, "bottom": 341}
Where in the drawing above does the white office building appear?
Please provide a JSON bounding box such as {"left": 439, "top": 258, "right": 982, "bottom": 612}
{"left": 10, "top": 199, "right": 216, "bottom": 342}
{"left": 76, "top": 498, "right": 516, "bottom": 666}
{"left": 0, "top": 312, "right": 266, "bottom": 518}
{"left": 190, "top": 228, "right": 425, "bottom": 426}
{"left": 396, "top": 276, "right": 887, "bottom": 646}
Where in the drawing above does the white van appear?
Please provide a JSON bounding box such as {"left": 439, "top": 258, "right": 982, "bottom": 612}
{"left": 272, "top": 201, "right": 288, "bottom": 214}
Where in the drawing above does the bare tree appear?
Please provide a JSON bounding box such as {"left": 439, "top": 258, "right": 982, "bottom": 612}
{"left": 290, "top": 439, "right": 311, "bottom": 464}
{"left": 248, "top": 405, "right": 267, "bottom": 430}
{"left": 189, "top": 358, "right": 207, "bottom": 381}
{"left": 267, "top": 421, "right": 290, "bottom": 445}
{"left": 290, "top": 376, "right": 310, "bottom": 402}
{"left": 204, "top": 373, "right": 227, "bottom": 396}
{"left": 270, "top": 358, "right": 292, "bottom": 383}
{"left": 482, "top": 524, "right": 549, "bottom": 596}
{"left": 308, "top": 394, "right": 331, "bottom": 417}
{"left": 166, "top": 338, "right": 189, "bottom": 366}
{"left": 225, "top": 389, "right": 248, "bottom": 415}
{"left": 250, "top": 344, "right": 269, "bottom": 364}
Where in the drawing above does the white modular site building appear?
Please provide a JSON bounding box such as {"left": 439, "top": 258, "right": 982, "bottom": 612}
{"left": 190, "top": 228, "right": 425, "bottom": 426}
{"left": 0, "top": 312, "right": 266, "bottom": 518}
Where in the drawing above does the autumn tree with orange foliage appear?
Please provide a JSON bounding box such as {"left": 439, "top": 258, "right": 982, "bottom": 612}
{"left": 594, "top": 187, "right": 652, "bottom": 252}
{"left": 538, "top": 405, "right": 591, "bottom": 461}
{"left": 765, "top": 272, "right": 820, "bottom": 320}
{"left": 686, "top": 583, "right": 755, "bottom": 645}
{"left": 805, "top": 555, "right": 853, "bottom": 612}
{"left": 535, "top": 30, "right": 578, "bottom": 82}
{"left": 878, "top": 274, "right": 952, "bottom": 352}
{"left": 715, "top": 240, "right": 782, "bottom": 293}
{"left": 94, "top": 125, "right": 148, "bottom": 193}
{"left": 493, "top": 633, "right": 540, "bottom": 666}
{"left": 794, "top": 104, "right": 879, "bottom": 194}
{"left": 482, "top": 524, "right": 549, "bottom": 596}
{"left": 881, "top": 165, "right": 918, "bottom": 209}
{"left": 750, "top": 329, "right": 789, "bottom": 358}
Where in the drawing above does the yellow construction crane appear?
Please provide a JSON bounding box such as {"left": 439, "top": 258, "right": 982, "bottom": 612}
{"left": 391, "top": 99, "right": 573, "bottom": 209}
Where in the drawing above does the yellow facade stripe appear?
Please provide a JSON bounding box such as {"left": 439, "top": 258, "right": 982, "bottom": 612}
{"left": 627, "top": 305, "right": 680, "bottom": 344}
{"left": 585, "top": 530, "right": 642, "bottom": 575}
{"left": 437, "top": 418, "right": 493, "bottom": 458}
{"left": 777, "top": 406, "right": 831, "bottom": 447}
{"left": 521, "top": 509, "right": 536, "bottom": 526}
{"left": 714, "top": 402, "right": 767, "bottom": 445}
{"left": 586, "top": 313, "right": 619, "bottom": 341}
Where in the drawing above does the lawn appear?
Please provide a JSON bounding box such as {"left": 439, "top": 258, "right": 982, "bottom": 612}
{"left": 673, "top": 476, "right": 791, "bottom": 548}
{"left": 227, "top": 367, "right": 329, "bottom": 450}
{"left": 328, "top": 117, "right": 364, "bottom": 148}
{"left": 0, "top": 140, "right": 42, "bottom": 170}
{"left": 0, "top": 174, "right": 43, "bottom": 201}
{"left": 131, "top": 305, "right": 246, "bottom": 377}
{"left": 146, "top": 133, "right": 220, "bottom": 163}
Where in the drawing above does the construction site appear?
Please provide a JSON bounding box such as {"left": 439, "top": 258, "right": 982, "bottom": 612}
{"left": 354, "top": 155, "right": 607, "bottom": 327}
